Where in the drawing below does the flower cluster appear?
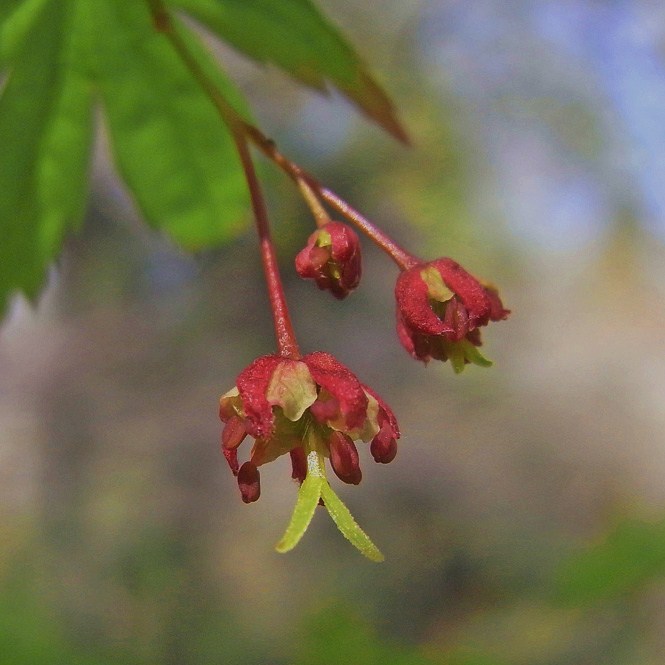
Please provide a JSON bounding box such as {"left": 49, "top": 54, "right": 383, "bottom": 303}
{"left": 215, "top": 120, "right": 509, "bottom": 560}
{"left": 148, "top": 0, "right": 511, "bottom": 560}
{"left": 219, "top": 352, "right": 399, "bottom": 503}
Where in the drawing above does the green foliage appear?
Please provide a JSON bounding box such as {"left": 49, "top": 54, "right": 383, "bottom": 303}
{"left": 168, "top": 0, "right": 405, "bottom": 141}
{"left": 295, "top": 605, "right": 443, "bottom": 665}
{"left": 0, "top": 576, "right": 103, "bottom": 665}
{"left": 554, "top": 517, "right": 665, "bottom": 606}
{"left": 0, "top": 0, "right": 401, "bottom": 315}
{"left": 0, "top": 0, "right": 93, "bottom": 310}
{"left": 88, "top": 2, "right": 249, "bottom": 249}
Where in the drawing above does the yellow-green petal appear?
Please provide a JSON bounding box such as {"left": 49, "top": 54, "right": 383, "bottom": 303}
{"left": 421, "top": 265, "right": 455, "bottom": 303}
{"left": 266, "top": 360, "right": 318, "bottom": 422}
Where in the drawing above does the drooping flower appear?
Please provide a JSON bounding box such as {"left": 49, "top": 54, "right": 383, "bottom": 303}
{"left": 295, "top": 222, "right": 362, "bottom": 299}
{"left": 395, "top": 257, "right": 509, "bottom": 372}
{"left": 219, "top": 351, "right": 399, "bottom": 503}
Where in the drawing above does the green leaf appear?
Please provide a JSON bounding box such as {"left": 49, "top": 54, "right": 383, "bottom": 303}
{"left": 168, "top": 0, "right": 407, "bottom": 141}
{"left": 1, "top": 0, "right": 254, "bottom": 315}
{"left": 319, "top": 480, "right": 384, "bottom": 562}
{"left": 87, "top": 1, "right": 249, "bottom": 250}
{"left": 0, "top": 0, "right": 50, "bottom": 66}
{"left": 553, "top": 517, "right": 665, "bottom": 606}
{"left": 0, "top": 0, "right": 93, "bottom": 313}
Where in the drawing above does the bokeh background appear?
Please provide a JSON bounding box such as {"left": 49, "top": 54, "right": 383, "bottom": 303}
{"left": 2, "top": 1, "right": 665, "bottom": 663}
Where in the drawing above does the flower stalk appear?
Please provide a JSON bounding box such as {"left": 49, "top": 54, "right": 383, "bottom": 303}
{"left": 234, "top": 133, "right": 300, "bottom": 358}
{"left": 244, "top": 123, "right": 419, "bottom": 270}
{"left": 147, "top": 0, "right": 299, "bottom": 358}
{"left": 297, "top": 177, "right": 330, "bottom": 228}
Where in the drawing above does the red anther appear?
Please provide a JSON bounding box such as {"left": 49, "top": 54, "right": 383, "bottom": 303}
{"left": 329, "top": 431, "right": 362, "bottom": 485}
{"left": 370, "top": 425, "right": 397, "bottom": 464}
{"left": 238, "top": 461, "right": 261, "bottom": 503}
{"left": 290, "top": 447, "right": 307, "bottom": 484}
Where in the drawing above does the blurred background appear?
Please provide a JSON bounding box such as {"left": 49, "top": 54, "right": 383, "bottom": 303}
{"left": 2, "top": 0, "right": 665, "bottom": 663}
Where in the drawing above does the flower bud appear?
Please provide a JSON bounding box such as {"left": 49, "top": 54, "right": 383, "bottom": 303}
{"left": 295, "top": 222, "right": 361, "bottom": 299}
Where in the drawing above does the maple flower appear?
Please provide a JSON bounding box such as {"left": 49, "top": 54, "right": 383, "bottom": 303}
{"left": 219, "top": 351, "right": 399, "bottom": 503}
{"left": 295, "top": 222, "right": 362, "bottom": 299}
{"left": 395, "top": 257, "right": 509, "bottom": 372}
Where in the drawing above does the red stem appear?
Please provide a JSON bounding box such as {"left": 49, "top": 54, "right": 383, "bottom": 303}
{"left": 233, "top": 134, "right": 300, "bottom": 359}
{"left": 242, "top": 124, "right": 420, "bottom": 271}
{"left": 147, "top": 1, "right": 300, "bottom": 358}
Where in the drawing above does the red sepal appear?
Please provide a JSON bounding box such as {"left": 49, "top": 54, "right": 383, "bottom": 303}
{"left": 236, "top": 355, "right": 282, "bottom": 439}
{"left": 304, "top": 351, "right": 369, "bottom": 430}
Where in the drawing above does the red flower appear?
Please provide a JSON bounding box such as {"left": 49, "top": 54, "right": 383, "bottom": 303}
{"left": 395, "top": 258, "right": 509, "bottom": 371}
{"left": 219, "top": 352, "right": 399, "bottom": 502}
{"left": 295, "top": 222, "right": 362, "bottom": 299}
